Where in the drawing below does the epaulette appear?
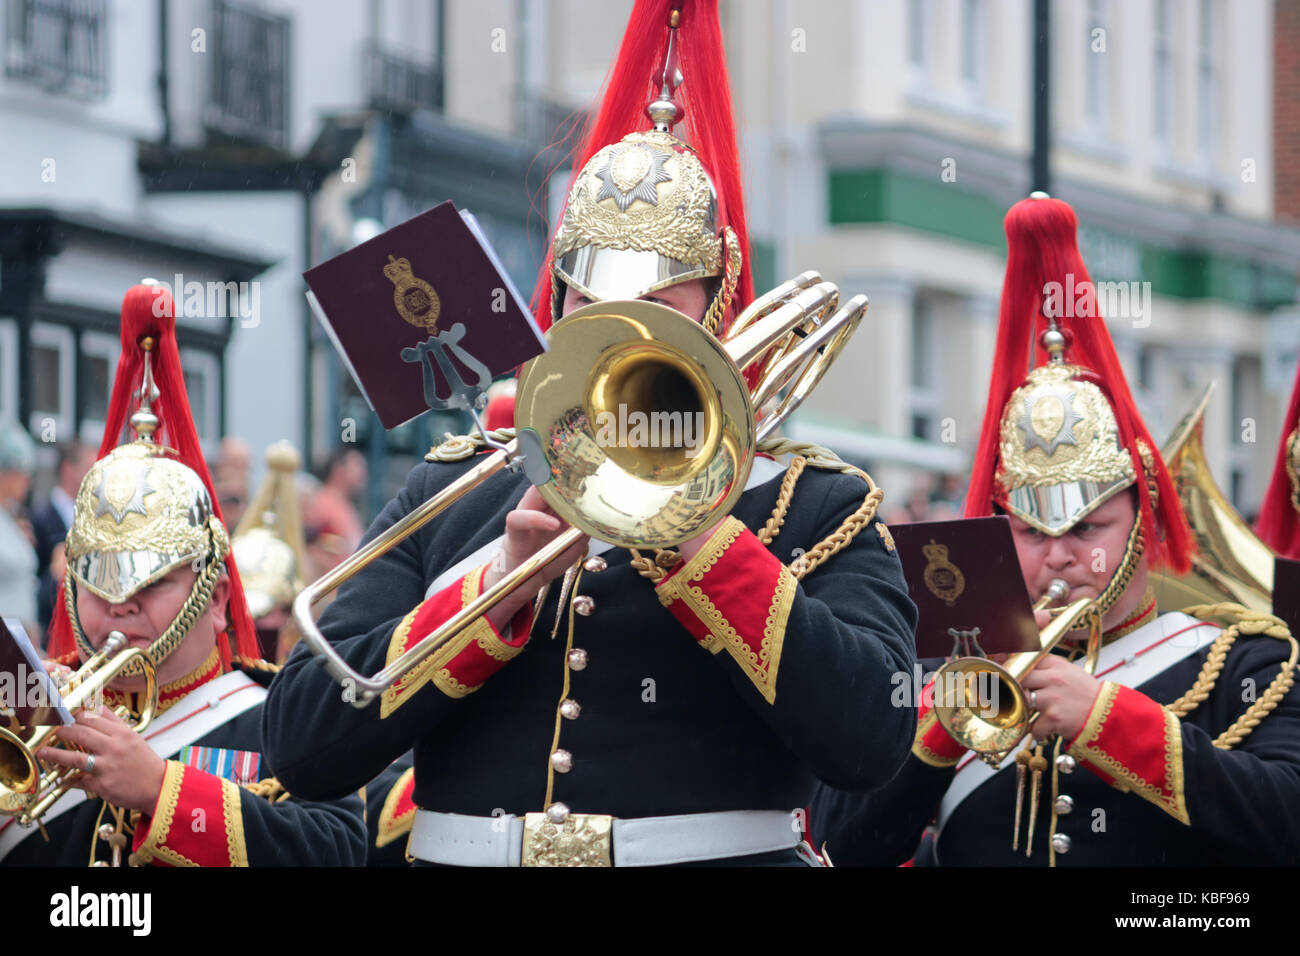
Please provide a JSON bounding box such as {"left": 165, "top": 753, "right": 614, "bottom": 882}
{"left": 424, "top": 429, "right": 515, "bottom": 464}
{"left": 231, "top": 655, "right": 281, "bottom": 688}
{"left": 1166, "top": 603, "right": 1298, "bottom": 750}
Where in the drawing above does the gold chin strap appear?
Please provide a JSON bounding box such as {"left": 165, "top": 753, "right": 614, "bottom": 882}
{"left": 701, "top": 226, "right": 742, "bottom": 337}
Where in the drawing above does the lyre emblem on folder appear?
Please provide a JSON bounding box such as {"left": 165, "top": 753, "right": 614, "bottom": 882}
{"left": 400, "top": 323, "right": 492, "bottom": 412}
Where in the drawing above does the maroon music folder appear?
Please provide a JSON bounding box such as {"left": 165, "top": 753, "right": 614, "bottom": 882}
{"left": 0, "top": 618, "right": 73, "bottom": 728}
{"left": 304, "top": 202, "right": 547, "bottom": 429}
{"left": 1274, "top": 557, "right": 1300, "bottom": 636}
{"left": 890, "top": 516, "right": 1042, "bottom": 658}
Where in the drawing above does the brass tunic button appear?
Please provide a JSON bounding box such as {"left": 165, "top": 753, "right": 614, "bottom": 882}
{"left": 583, "top": 556, "right": 607, "bottom": 573}
{"left": 568, "top": 648, "right": 588, "bottom": 671}
{"left": 1050, "top": 833, "right": 1071, "bottom": 854}
{"left": 573, "top": 595, "right": 595, "bottom": 616}
{"left": 1056, "top": 754, "right": 1077, "bottom": 774}
{"left": 1054, "top": 795, "right": 1074, "bottom": 815}
{"left": 560, "top": 699, "right": 581, "bottom": 720}
{"left": 546, "top": 802, "right": 570, "bottom": 823}
{"left": 550, "top": 750, "right": 573, "bottom": 773}
{"left": 97, "top": 824, "right": 115, "bottom": 842}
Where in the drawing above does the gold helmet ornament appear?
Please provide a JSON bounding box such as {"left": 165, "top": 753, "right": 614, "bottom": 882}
{"left": 48, "top": 284, "right": 259, "bottom": 670}
{"left": 965, "top": 196, "right": 1195, "bottom": 618}
{"left": 231, "top": 441, "right": 307, "bottom": 620}
{"left": 538, "top": 0, "right": 752, "bottom": 341}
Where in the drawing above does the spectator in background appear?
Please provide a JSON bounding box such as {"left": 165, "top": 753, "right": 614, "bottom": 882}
{"left": 0, "top": 421, "right": 38, "bottom": 630}
{"left": 213, "top": 435, "right": 252, "bottom": 532}
{"left": 29, "top": 440, "right": 95, "bottom": 633}
{"left": 305, "top": 446, "right": 367, "bottom": 561}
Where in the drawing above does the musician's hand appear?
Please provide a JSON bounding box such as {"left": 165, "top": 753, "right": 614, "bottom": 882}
{"left": 37, "top": 706, "right": 166, "bottom": 815}
{"left": 1034, "top": 608, "right": 1052, "bottom": 630}
{"left": 1019, "top": 655, "right": 1103, "bottom": 744}
{"left": 483, "top": 486, "right": 589, "bottom": 633}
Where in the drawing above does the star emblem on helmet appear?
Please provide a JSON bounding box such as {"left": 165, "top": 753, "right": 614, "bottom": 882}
{"left": 595, "top": 143, "right": 673, "bottom": 212}
{"left": 93, "top": 459, "right": 157, "bottom": 524}
{"left": 1017, "top": 385, "right": 1084, "bottom": 456}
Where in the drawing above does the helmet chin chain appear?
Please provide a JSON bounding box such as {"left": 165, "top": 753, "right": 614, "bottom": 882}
{"left": 1090, "top": 510, "right": 1145, "bottom": 622}
{"left": 67, "top": 517, "right": 230, "bottom": 677}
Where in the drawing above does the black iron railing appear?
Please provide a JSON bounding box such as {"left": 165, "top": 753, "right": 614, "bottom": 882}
{"left": 5, "top": 0, "right": 108, "bottom": 99}
{"left": 515, "top": 87, "right": 590, "bottom": 147}
{"left": 204, "top": 0, "right": 290, "bottom": 148}
{"left": 365, "top": 41, "right": 442, "bottom": 114}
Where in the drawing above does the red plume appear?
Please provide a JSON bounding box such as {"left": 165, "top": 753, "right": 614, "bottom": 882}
{"left": 530, "top": 0, "right": 753, "bottom": 338}
{"left": 964, "top": 197, "right": 1194, "bottom": 574}
{"left": 1256, "top": 358, "right": 1300, "bottom": 558}
{"left": 47, "top": 285, "right": 261, "bottom": 665}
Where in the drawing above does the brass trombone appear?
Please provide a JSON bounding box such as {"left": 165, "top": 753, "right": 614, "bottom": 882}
{"left": 294, "top": 272, "right": 868, "bottom": 707}
{"left": 0, "top": 632, "right": 158, "bottom": 826}
{"left": 933, "top": 579, "right": 1095, "bottom": 764}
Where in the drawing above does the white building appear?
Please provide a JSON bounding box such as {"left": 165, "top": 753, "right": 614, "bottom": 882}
{"left": 727, "top": 0, "right": 1300, "bottom": 516}
{"left": 3, "top": 0, "right": 1295, "bottom": 521}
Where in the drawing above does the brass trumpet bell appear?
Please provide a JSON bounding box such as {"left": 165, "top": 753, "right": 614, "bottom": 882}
{"left": 0, "top": 632, "right": 157, "bottom": 826}
{"left": 934, "top": 596, "right": 1093, "bottom": 759}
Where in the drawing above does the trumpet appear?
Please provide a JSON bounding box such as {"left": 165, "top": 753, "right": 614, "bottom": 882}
{"left": 933, "top": 579, "right": 1095, "bottom": 763}
{"left": 294, "top": 273, "right": 868, "bottom": 707}
{"left": 0, "top": 632, "right": 158, "bottom": 826}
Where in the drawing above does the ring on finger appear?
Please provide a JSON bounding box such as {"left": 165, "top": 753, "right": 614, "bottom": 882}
{"left": 85, "top": 753, "right": 97, "bottom": 774}
{"left": 1029, "top": 690, "right": 1038, "bottom": 711}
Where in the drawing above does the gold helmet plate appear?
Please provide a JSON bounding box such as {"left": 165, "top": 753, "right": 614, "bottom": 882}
{"left": 996, "top": 363, "right": 1136, "bottom": 535}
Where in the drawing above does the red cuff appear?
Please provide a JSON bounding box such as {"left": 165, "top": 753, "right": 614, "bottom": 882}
{"left": 1067, "top": 681, "right": 1189, "bottom": 823}
{"left": 380, "top": 565, "right": 533, "bottom": 717}
{"left": 911, "top": 684, "right": 966, "bottom": 766}
{"left": 656, "top": 516, "right": 796, "bottom": 704}
{"left": 132, "top": 761, "right": 247, "bottom": 866}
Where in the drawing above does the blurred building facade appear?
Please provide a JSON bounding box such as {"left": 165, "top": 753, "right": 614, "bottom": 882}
{"left": 1, "top": 0, "right": 1297, "bottom": 518}
{"left": 729, "top": 0, "right": 1300, "bottom": 513}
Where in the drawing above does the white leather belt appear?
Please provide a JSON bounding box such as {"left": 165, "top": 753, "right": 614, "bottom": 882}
{"left": 409, "top": 809, "right": 803, "bottom": 867}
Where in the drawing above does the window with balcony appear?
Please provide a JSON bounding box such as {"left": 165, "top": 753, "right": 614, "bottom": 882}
{"left": 205, "top": 0, "right": 290, "bottom": 149}
{"left": 28, "top": 322, "right": 74, "bottom": 439}
{"left": 0, "top": 320, "right": 16, "bottom": 425}
{"left": 1196, "top": 0, "right": 1217, "bottom": 165}
{"left": 1083, "top": 0, "right": 1106, "bottom": 131}
{"left": 1153, "top": 0, "right": 1173, "bottom": 144}
{"left": 960, "top": 0, "right": 985, "bottom": 95}
{"left": 365, "top": 41, "right": 443, "bottom": 114}
{"left": 4, "top": 0, "right": 108, "bottom": 99}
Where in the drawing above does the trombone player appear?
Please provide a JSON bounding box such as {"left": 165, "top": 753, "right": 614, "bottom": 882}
{"left": 813, "top": 195, "right": 1300, "bottom": 866}
{"left": 264, "top": 0, "right": 918, "bottom": 867}
{"left": 1, "top": 285, "right": 365, "bottom": 867}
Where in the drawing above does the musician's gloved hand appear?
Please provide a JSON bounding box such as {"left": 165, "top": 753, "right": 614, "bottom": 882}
{"left": 483, "top": 485, "right": 590, "bottom": 633}
{"left": 37, "top": 705, "right": 167, "bottom": 815}
{"left": 1020, "top": 654, "right": 1103, "bottom": 744}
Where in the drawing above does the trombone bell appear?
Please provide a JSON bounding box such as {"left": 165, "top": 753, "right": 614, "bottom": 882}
{"left": 517, "top": 299, "right": 755, "bottom": 550}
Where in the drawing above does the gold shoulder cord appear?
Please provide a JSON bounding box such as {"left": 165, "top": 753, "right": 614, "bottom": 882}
{"left": 1167, "top": 604, "right": 1298, "bottom": 750}
{"left": 630, "top": 438, "right": 885, "bottom": 581}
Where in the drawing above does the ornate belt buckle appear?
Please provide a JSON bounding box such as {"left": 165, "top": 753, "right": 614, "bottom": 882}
{"left": 521, "top": 811, "right": 613, "bottom": 867}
